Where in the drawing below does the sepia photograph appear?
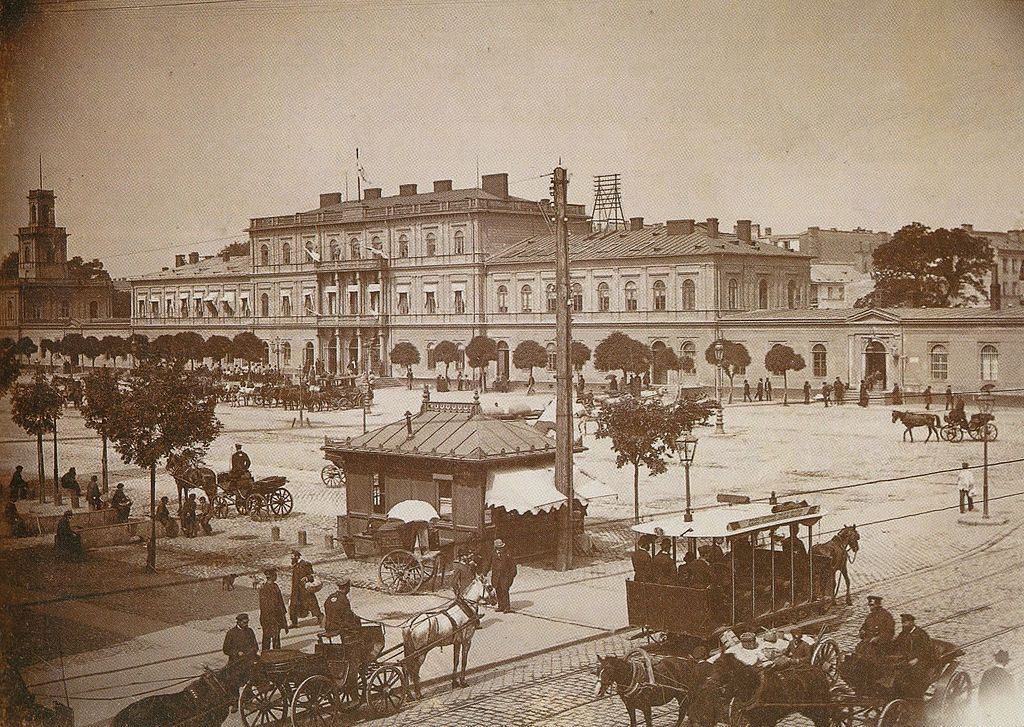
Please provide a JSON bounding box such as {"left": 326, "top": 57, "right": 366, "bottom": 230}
{"left": 1, "top": 1, "right": 1023, "bottom": 725}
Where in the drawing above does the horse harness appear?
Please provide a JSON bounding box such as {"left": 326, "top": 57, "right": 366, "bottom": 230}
{"left": 614, "top": 650, "right": 691, "bottom": 699}
{"left": 184, "top": 670, "right": 229, "bottom": 707}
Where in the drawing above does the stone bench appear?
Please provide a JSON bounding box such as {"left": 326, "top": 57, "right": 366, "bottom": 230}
{"left": 29, "top": 508, "right": 119, "bottom": 535}
{"left": 77, "top": 518, "right": 148, "bottom": 549}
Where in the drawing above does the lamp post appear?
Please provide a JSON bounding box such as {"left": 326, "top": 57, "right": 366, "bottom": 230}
{"left": 977, "top": 389, "right": 995, "bottom": 519}
{"left": 677, "top": 433, "right": 699, "bottom": 522}
{"left": 714, "top": 340, "right": 725, "bottom": 434}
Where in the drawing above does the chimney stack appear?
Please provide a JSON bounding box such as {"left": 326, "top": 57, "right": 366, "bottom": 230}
{"left": 319, "top": 192, "right": 342, "bottom": 207}
{"left": 736, "top": 219, "right": 752, "bottom": 243}
{"left": 706, "top": 218, "right": 719, "bottom": 239}
{"left": 405, "top": 410, "right": 414, "bottom": 437}
{"left": 480, "top": 173, "right": 509, "bottom": 198}
{"left": 991, "top": 263, "right": 1002, "bottom": 310}
{"left": 175, "top": 254, "right": 187, "bottom": 267}
{"left": 629, "top": 217, "right": 644, "bottom": 231}
{"left": 962, "top": 223, "right": 974, "bottom": 232}
{"left": 667, "top": 219, "right": 696, "bottom": 236}
{"left": 363, "top": 188, "right": 382, "bottom": 200}
{"left": 399, "top": 184, "right": 418, "bottom": 197}
{"left": 188, "top": 252, "right": 200, "bottom": 265}
{"left": 433, "top": 179, "right": 453, "bottom": 193}
{"left": 765, "top": 226, "right": 772, "bottom": 237}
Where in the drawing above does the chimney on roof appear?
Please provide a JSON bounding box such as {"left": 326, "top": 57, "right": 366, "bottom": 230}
{"left": 706, "top": 218, "right": 719, "bottom": 239}
{"left": 188, "top": 252, "right": 200, "bottom": 265}
{"left": 751, "top": 223, "right": 761, "bottom": 239}
{"left": 991, "top": 263, "right": 1002, "bottom": 310}
{"left": 736, "top": 219, "right": 752, "bottom": 242}
{"left": 175, "top": 254, "right": 186, "bottom": 267}
{"left": 319, "top": 192, "right": 342, "bottom": 207}
{"left": 433, "top": 179, "right": 453, "bottom": 193}
{"left": 962, "top": 223, "right": 974, "bottom": 232}
{"left": 629, "top": 217, "right": 644, "bottom": 231}
{"left": 420, "top": 383, "right": 431, "bottom": 414}
{"left": 666, "top": 219, "right": 695, "bottom": 236}
{"left": 765, "top": 226, "right": 772, "bottom": 237}
{"left": 480, "top": 173, "right": 509, "bottom": 198}
{"left": 405, "top": 410, "right": 414, "bottom": 437}
{"left": 808, "top": 226, "right": 820, "bottom": 234}
{"left": 399, "top": 184, "right": 418, "bottom": 197}
{"left": 363, "top": 188, "right": 382, "bottom": 200}
{"left": 221, "top": 250, "right": 231, "bottom": 262}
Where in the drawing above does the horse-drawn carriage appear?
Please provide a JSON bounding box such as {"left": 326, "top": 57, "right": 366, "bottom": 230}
{"left": 940, "top": 411, "right": 997, "bottom": 443}
{"left": 168, "top": 458, "right": 294, "bottom": 520}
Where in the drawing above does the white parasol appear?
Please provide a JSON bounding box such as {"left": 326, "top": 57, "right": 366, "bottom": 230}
{"left": 387, "top": 499, "right": 440, "bottom": 523}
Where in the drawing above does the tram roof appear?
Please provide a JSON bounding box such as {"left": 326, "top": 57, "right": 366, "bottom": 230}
{"left": 632, "top": 502, "right": 823, "bottom": 539}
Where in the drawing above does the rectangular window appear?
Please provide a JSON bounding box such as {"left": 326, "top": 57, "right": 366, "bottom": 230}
{"left": 425, "top": 291, "right": 437, "bottom": 314}
{"left": 371, "top": 473, "right": 385, "bottom": 515}
{"left": 369, "top": 291, "right": 380, "bottom": 313}
{"left": 397, "top": 292, "right": 409, "bottom": 314}
{"left": 435, "top": 476, "right": 453, "bottom": 520}
{"left": 812, "top": 348, "right": 827, "bottom": 378}
{"left": 348, "top": 291, "right": 359, "bottom": 314}
{"left": 181, "top": 298, "right": 189, "bottom": 316}
{"left": 454, "top": 290, "right": 465, "bottom": 314}
{"left": 546, "top": 346, "right": 556, "bottom": 371}
{"left": 150, "top": 301, "right": 159, "bottom": 317}
{"left": 194, "top": 298, "right": 203, "bottom": 317}
{"left": 327, "top": 292, "right": 337, "bottom": 315}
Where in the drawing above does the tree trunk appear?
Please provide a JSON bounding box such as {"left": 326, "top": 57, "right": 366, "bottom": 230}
{"left": 146, "top": 463, "right": 157, "bottom": 572}
{"left": 727, "top": 374, "right": 735, "bottom": 404}
{"left": 783, "top": 372, "right": 789, "bottom": 405}
{"left": 52, "top": 420, "right": 60, "bottom": 505}
{"left": 633, "top": 462, "right": 640, "bottom": 524}
{"left": 101, "top": 434, "right": 109, "bottom": 494}
{"left": 36, "top": 433, "right": 45, "bottom": 503}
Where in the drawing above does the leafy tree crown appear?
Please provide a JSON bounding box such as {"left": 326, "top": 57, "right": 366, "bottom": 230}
{"left": 512, "top": 340, "right": 547, "bottom": 373}
{"left": 11, "top": 372, "right": 64, "bottom": 436}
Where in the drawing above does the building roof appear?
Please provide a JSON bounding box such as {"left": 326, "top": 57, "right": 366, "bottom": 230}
{"left": 488, "top": 224, "right": 812, "bottom": 265}
{"left": 810, "top": 263, "right": 869, "bottom": 284}
{"left": 323, "top": 395, "right": 557, "bottom": 463}
{"left": 963, "top": 228, "right": 1024, "bottom": 253}
{"left": 722, "top": 305, "right": 1024, "bottom": 324}
{"left": 131, "top": 255, "right": 252, "bottom": 282}
{"left": 309, "top": 187, "right": 533, "bottom": 214}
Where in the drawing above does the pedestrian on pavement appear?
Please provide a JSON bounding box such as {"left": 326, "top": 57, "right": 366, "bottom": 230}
{"left": 180, "top": 493, "right": 198, "bottom": 537}
{"left": 8, "top": 466, "right": 28, "bottom": 502}
{"left": 834, "top": 377, "right": 845, "bottom": 405}
{"left": 821, "top": 381, "right": 831, "bottom": 408}
{"left": 892, "top": 383, "right": 903, "bottom": 405}
{"left": 957, "top": 462, "right": 976, "bottom": 513}
{"left": 406, "top": 367, "right": 414, "bottom": 390}
{"left": 258, "top": 569, "right": 289, "bottom": 651}
{"left": 765, "top": 378, "right": 773, "bottom": 401}
{"left": 60, "top": 467, "right": 81, "bottom": 498}
{"left": 289, "top": 550, "right": 323, "bottom": 626}
{"left": 944, "top": 385, "right": 954, "bottom": 410}
{"left": 111, "top": 483, "right": 132, "bottom": 523}
{"left": 802, "top": 381, "right": 811, "bottom": 405}
{"left": 923, "top": 385, "right": 933, "bottom": 410}
{"left": 490, "top": 539, "right": 517, "bottom": 613}
{"left": 86, "top": 476, "right": 102, "bottom": 511}
{"left": 743, "top": 379, "right": 751, "bottom": 402}
{"left": 526, "top": 372, "right": 536, "bottom": 395}
{"left": 457, "top": 371, "right": 465, "bottom": 391}
{"left": 223, "top": 613, "right": 258, "bottom": 663}
{"left": 577, "top": 373, "right": 585, "bottom": 394}
{"left": 979, "top": 650, "right": 1016, "bottom": 722}
{"left": 756, "top": 379, "right": 764, "bottom": 401}
{"left": 858, "top": 379, "right": 869, "bottom": 407}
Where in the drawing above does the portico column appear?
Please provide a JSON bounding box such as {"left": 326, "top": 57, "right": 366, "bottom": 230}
{"left": 356, "top": 329, "right": 363, "bottom": 372}
{"left": 335, "top": 328, "right": 342, "bottom": 374}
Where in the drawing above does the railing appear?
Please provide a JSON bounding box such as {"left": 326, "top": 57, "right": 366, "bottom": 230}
{"left": 315, "top": 258, "right": 384, "bottom": 273}
{"left": 317, "top": 313, "right": 388, "bottom": 328}
{"left": 473, "top": 308, "right": 725, "bottom": 324}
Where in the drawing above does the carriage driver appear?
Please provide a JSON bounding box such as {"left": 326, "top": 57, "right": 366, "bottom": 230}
{"left": 323, "top": 578, "right": 383, "bottom": 699}
{"left": 231, "top": 444, "right": 251, "bottom": 476}
{"left": 856, "top": 595, "right": 895, "bottom": 660}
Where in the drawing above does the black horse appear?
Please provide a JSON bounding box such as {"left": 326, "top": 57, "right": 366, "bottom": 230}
{"left": 891, "top": 410, "right": 940, "bottom": 443}
{"left": 594, "top": 653, "right": 711, "bottom": 727}
{"left": 110, "top": 657, "right": 253, "bottom": 727}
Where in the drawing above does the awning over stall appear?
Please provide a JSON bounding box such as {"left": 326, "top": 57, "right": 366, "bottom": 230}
{"left": 486, "top": 465, "right": 617, "bottom": 515}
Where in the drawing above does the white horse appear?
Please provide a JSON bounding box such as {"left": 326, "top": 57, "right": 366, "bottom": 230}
{"left": 402, "top": 575, "right": 495, "bottom": 698}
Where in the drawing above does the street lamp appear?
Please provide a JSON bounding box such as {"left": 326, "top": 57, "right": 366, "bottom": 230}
{"left": 977, "top": 388, "right": 995, "bottom": 519}
{"left": 714, "top": 340, "right": 725, "bottom": 434}
{"left": 677, "top": 433, "right": 699, "bottom": 522}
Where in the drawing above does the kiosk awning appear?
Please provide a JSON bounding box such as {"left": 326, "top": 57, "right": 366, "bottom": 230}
{"left": 486, "top": 466, "right": 617, "bottom": 515}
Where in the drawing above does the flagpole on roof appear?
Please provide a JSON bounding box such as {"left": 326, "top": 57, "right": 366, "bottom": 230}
{"left": 356, "top": 147, "right": 361, "bottom": 201}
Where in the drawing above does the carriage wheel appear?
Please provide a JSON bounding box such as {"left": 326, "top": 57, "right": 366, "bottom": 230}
{"left": 878, "top": 699, "right": 912, "bottom": 727}
{"left": 290, "top": 675, "right": 341, "bottom": 727}
{"left": 247, "top": 494, "right": 267, "bottom": 520}
{"left": 811, "top": 638, "right": 841, "bottom": 685}
{"left": 365, "top": 665, "right": 407, "bottom": 716}
{"left": 418, "top": 553, "right": 438, "bottom": 589}
{"left": 727, "top": 697, "right": 750, "bottom": 727}
{"left": 269, "top": 488, "right": 294, "bottom": 516}
{"left": 239, "top": 679, "right": 288, "bottom": 727}
{"left": 939, "top": 670, "right": 972, "bottom": 718}
{"left": 942, "top": 424, "right": 964, "bottom": 443}
{"left": 320, "top": 465, "right": 345, "bottom": 488}
{"left": 378, "top": 550, "right": 423, "bottom": 594}
{"left": 234, "top": 492, "right": 250, "bottom": 515}
{"left": 980, "top": 423, "right": 998, "bottom": 442}
{"left": 212, "top": 495, "right": 231, "bottom": 519}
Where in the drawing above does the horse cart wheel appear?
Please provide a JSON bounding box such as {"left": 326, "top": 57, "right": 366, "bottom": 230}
{"left": 365, "top": 664, "right": 407, "bottom": 716}
{"left": 247, "top": 494, "right": 268, "bottom": 521}
{"left": 942, "top": 424, "right": 964, "bottom": 443}
{"left": 939, "top": 670, "right": 972, "bottom": 719}
{"left": 269, "top": 487, "right": 294, "bottom": 516}
{"left": 212, "top": 495, "right": 231, "bottom": 519}
{"left": 290, "top": 675, "right": 341, "bottom": 727}
{"left": 378, "top": 549, "right": 423, "bottom": 594}
{"left": 878, "top": 699, "right": 912, "bottom": 727}
{"left": 239, "top": 679, "right": 288, "bottom": 727}
{"left": 979, "top": 423, "right": 998, "bottom": 442}
{"left": 321, "top": 464, "right": 345, "bottom": 488}
{"left": 810, "top": 638, "right": 841, "bottom": 685}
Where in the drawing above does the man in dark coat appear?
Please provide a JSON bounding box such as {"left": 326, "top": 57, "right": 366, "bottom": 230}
{"left": 858, "top": 379, "right": 869, "bottom": 407}
{"left": 701, "top": 538, "right": 725, "bottom": 563}
{"left": 631, "top": 535, "right": 654, "bottom": 582}
{"left": 802, "top": 381, "right": 811, "bottom": 404}
{"left": 231, "top": 444, "right": 251, "bottom": 475}
{"left": 765, "top": 378, "right": 773, "bottom": 400}
{"left": 490, "top": 539, "right": 517, "bottom": 613}
{"left": 223, "top": 613, "right": 258, "bottom": 663}
{"left": 86, "top": 476, "right": 102, "bottom": 511}
{"left": 323, "top": 578, "right": 361, "bottom": 635}
{"left": 680, "top": 550, "right": 713, "bottom": 589}
{"left": 258, "top": 569, "right": 289, "bottom": 651}
{"left": 755, "top": 379, "right": 764, "bottom": 401}
{"left": 651, "top": 539, "right": 676, "bottom": 584}
{"left": 743, "top": 380, "right": 751, "bottom": 402}
{"left": 8, "top": 466, "right": 28, "bottom": 501}
{"left": 922, "top": 386, "right": 933, "bottom": 410}
{"left": 180, "top": 493, "right": 197, "bottom": 537}
{"left": 60, "top": 467, "right": 81, "bottom": 497}
{"left": 856, "top": 595, "right": 895, "bottom": 659}
{"left": 891, "top": 614, "right": 932, "bottom": 698}
{"left": 54, "top": 510, "right": 83, "bottom": 559}
{"left": 833, "top": 377, "right": 845, "bottom": 405}
{"left": 821, "top": 381, "right": 831, "bottom": 407}
{"left": 289, "top": 550, "right": 322, "bottom": 626}
{"left": 944, "top": 386, "right": 954, "bottom": 410}
{"left": 111, "top": 483, "right": 132, "bottom": 522}
{"left": 979, "top": 650, "right": 1016, "bottom": 721}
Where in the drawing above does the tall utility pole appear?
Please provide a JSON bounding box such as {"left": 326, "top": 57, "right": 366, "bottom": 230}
{"left": 553, "top": 166, "right": 574, "bottom": 572}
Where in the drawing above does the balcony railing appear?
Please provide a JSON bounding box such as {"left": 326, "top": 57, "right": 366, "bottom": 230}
{"left": 314, "top": 258, "right": 384, "bottom": 273}
{"left": 317, "top": 313, "right": 388, "bottom": 328}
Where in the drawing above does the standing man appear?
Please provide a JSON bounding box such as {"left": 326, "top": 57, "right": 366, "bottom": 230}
{"left": 923, "top": 385, "right": 933, "bottom": 410}
{"left": 765, "top": 377, "right": 773, "bottom": 401}
{"left": 406, "top": 366, "right": 414, "bottom": 390}
{"left": 631, "top": 535, "right": 654, "bottom": 582}
{"left": 858, "top": 379, "right": 869, "bottom": 407}
{"left": 979, "top": 650, "right": 1016, "bottom": 721}
{"left": 526, "top": 371, "right": 536, "bottom": 395}
{"left": 180, "top": 493, "right": 198, "bottom": 537}
{"left": 289, "top": 550, "right": 322, "bottom": 626}
{"left": 821, "top": 381, "right": 831, "bottom": 408}
{"left": 8, "top": 466, "right": 28, "bottom": 502}
{"left": 652, "top": 539, "right": 676, "bottom": 584}
{"left": 577, "top": 372, "right": 585, "bottom": 395}
{"left": 231, "top": 444, "right": 251, "bottom": 476}
{"left": 944, "top": 385, "right": 954, "bottom": 410}
{"left": 834, "top": 377, "right": 845, "bottom": 405}
{"left": 755, "top": 378, "right": 764, "bottom": 402}
{"left": 258, "top": 569, "right": 289, "bottom": 652}
{"left": 743, "top": 379, "right": 751, "bottom": 402}
{"left": 802, "top": 381, "right": 811, "bottom": 405}
{"left": 86, "top": 476, "right": 102, "bottom": 511}
{"left": 490, "top": 539, "right": 518, "bottom": 613}
{"left": 223, "top": 613, "right": 258, "bottom": 663}
{"left": 957, "top": 462, "right": 976, "bottom": 513}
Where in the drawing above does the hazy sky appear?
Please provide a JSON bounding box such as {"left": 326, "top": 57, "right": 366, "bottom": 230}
{"left": 2, "top": 0, "right": 1023, "bottom": 277}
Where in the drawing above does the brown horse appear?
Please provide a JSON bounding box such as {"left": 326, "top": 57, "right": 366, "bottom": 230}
{"left": 891, "top": 410, "right": 940, "bottom": 442}
{"left": 166, "top": 452, "right": 218, "bottom": 507}
{"left": 594, "top": 653, "right": 712, "bottom": 727}
{"left": 712, "top": 654, "right": 832, "bottom": 727}
{"left": 811, "top": 524, "right": 859, "bottom": 605}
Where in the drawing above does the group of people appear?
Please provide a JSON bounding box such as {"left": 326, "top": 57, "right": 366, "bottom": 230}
{"left": 854, "top": 596, "right": 936, "bottom": 697}
{"left": 742, "top": 378, "right": 774, "bottom": 402}
{"left": 631, "top": 535, "right": 726, "bottom": 589}
{"left": 720, "top": 627, "right": 813, "bottom": 668}
{"left": 155, "top": 494, "right": 212, "bottom": 538}
{"left": 607, "top": 372, "right": 649, "bottom": 398}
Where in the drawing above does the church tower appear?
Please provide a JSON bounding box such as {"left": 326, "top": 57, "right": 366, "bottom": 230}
{"left": 17, "top": 189, "right": 68, "bottom": 280}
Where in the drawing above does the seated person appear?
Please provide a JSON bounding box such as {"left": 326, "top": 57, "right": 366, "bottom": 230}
{"left": 947, "top": 401, "right": 967, "bottom": 428}
{"left": 54, "top": 510, "right": 84, "bottom": 559}
{"left": 771, "top": 628, "right": 813, "bottom": 667}
{"left": 651, "top": 539, "right": 677, "bottom": 584}
{"left": 4, "top": 502, "right": 32, "bottom": 538}
{"left": 322, "top": 578, "right": 382, "bottom": 698}
{"left": 60, "top": 467, "right": 81, "bottom": 497}
{"left": 890, "top": 614, "right": 933, "bottom": 699}
{"left": 110, "top": 484, "right": 132, "bottom": 523}
{"left": 156, "top": 496, "right": 178, "bottom": 536}
{"left": 197, "top": 496, "right": 214, "bottom": 535}
{"left": 726, "top": 632, "right": 769, "bottom": 666}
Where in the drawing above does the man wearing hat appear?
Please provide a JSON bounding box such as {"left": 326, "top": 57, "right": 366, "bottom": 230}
{"left": 8, "top": 465, "right": 28, "bottom": 502}
{"left": 632, "top": 535, "right": 655, "bottom": 582}
{"left": 110, "top": 483, "right": 132, "bottom": 523}
{"left": 652, "top": 539, "right": 676, "bottom": 585}
{"left": 490, "top": 539, "right": 517, "bottom": 613}
{"left": 223, "top": 613, "right": 258, "bottom": 663}
{"left": 258, "top": 569, "right": 289, "bottom": 652}
{"left": 231, "top": 444, "right": 251, "bottom": 476}
{"left": 979, "top": 650, "right": 1016, "bottom": 720}
{"left": 54, "top": 510, "right": 84, "bottom": 560}
{"left": 856, "top": 595, "right": 895, "bottom": 659}
{"left": 891, "top": 614, "right": 932, "bottom": 698}
{"left": 323, "top": 578, "right": 361, "bottom": 635}
{"left": 289, "top": 550, "right": 322, "bottom": 626}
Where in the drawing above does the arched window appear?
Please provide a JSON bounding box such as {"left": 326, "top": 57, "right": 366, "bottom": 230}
{"left": 398, "top": 235, "right": 409, "bottom": 258}
{"left": 624, "top": 281, "right": 637, "bottom": 311}
{"left": 571, "top": 282, "right": 583, "bottom": 312}
{"left": 260, "top": 293, "right": 270, "bottom": 317}
{"left": 371, "top": 236, "right": 381, "bottom": 252}
{"left": 681, "top": 279, "right": 696, "bottom": 311}
{"left": 426, "top": 232, "right": 437, "bottom": 256}
{"left": 304, "top": 342, "right": 315, "bottom": 369}
{"left": 454, "top": 230, "right": 465, "bottom": 255}
{"left": 329, "top": 239, "right": 340, "bottom": 261}
{"left": 930, "top": 345, "right": 948, "bottom": 381}
{"left": 282, "top": 342, "right": 291, "bottom": 366}
{"left": 350, "top": 239, "right": 361, "bottom": 259}
{"left": 681, "top": 341, "right": 697, "bottom": 373}
{"left": 652, "top": 280, "right": 667, "bottom": 311}
{"left": 520, "top": 284, "right": 533, "bottom": 312}
{"left": 546, "top": 284, "right": 557, "bottom": 313}
{"left": 281, "top": 296, "right": 292, "bottom": 317}
{"left": 787, "top": 281, "right": 798, "bottom": 309}
{"left": 262, "top": 342, "right": 270, "bottom": 365}
{"left": 496, "top": 285, "right": 508, "bottom": 313}
{"left": 727, "top": 279, "right": 739, "bottom": 309}
{"left": 260, "top": 244, "right": 270, "bottom": 266}
{"left": 546, "top": 343, "right": 557, "bottom": 371}
{"left": 812, "top": 343, "right": 827, "bottom": 377}
{"left": 304, "top": 241, "right": 315, "bottom": 263}
{"left": 281, "top": 242, "right": 291, "bottom": 265}
{"left": 597, "top": 282, "right": 610, "bottom": 312}
{"left": 758, "top": 279, "right": 769, "bottom": 309}
{"left": 981, "top": 345, "right": 998, "bottom": 381}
